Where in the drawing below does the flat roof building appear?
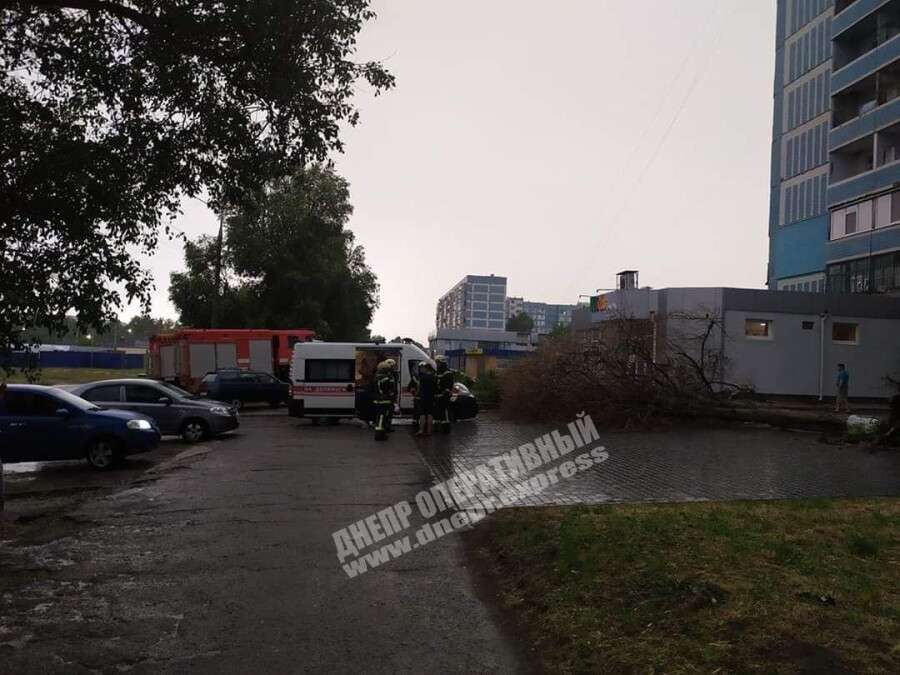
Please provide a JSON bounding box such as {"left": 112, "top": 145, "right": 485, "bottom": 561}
{"left": 585, "top": 285, "right": 900, "bottom": 398}
{"left": 435, "top": 275, "right": 507, "bottom": 331}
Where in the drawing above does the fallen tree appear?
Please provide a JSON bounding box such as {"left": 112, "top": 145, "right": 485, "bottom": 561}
{"left": 500, "top": 312, "right": 732, "bottom": 426}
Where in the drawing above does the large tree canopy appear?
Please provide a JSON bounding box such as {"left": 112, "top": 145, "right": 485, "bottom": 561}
{"left": 506, "top": 312, "right": 534, "bottom": 332}
{"left": 0, "top": 0, "right": 392, "bottom": 358}
{"left": 171, "top": 165, "right": 379, "bottom": 341}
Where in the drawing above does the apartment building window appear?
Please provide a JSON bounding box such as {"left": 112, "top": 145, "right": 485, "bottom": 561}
{"left": 745, "top": 319, "right": 773, "bottom": 339}
{"left": 832, "top": 189, "right": 900, "bottom": 240}
{"left": 845, "top": 209, "right": 858, "bottom": 234}
{"left": 828, "top": 257, "right": 872, "bottom": 293}
{"left": 873, "top": 251, "right": 900, "bottom": 291}
{"left": 819, "top": 72, "right": 827, "bottom": 117}
{"left": 832, "top": 323, "right": 859, "bottom": 344}
{"left": 785, "top": 138, "right": 794, "bottom": 177}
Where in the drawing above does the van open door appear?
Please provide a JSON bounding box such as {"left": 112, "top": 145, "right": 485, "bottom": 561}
{"left": 354, "top": 346, "right": 401, "bottom": 421}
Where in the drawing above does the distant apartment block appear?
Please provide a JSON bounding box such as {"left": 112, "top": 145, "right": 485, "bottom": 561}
{"left": 505, "top": 297, "right": 577, "bottom": 334}
{"left": 769, "top": 0, "right": 900, "bottom": 295}
{"left": 435, "top": 275, "right": 507, "bottom": 330}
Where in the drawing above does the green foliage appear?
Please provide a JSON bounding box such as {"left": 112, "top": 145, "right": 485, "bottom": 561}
{"left": 170, "top": 165, "right": 379, "bottom": 340}
{"left": 1, "top": 1, "right": 392, "bottom": 360}
{"left": 547, "top": 322, "right": 571, "bottom": 340}
{"left": 506, "top": 312, "right": 534, "bottom": 332}
{"left": 471, "top": 369, "right": 501, "bottom": 406}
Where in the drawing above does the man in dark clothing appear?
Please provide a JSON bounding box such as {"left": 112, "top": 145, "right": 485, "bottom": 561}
{"left": 433, "top": 355, "right": 455, "bottom": 434}
{"left": 415, "top": 361, "right": 436, "bottom": 436}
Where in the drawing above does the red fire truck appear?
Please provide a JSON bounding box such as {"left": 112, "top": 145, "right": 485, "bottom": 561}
{"left": 149, "top": 329, "right": 315, "bottom": 391}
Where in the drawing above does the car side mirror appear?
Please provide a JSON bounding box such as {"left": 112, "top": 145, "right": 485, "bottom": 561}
{"left": 158, "top": 396, "right": 172, "bottom": 406}
{"left": 55, "top": 407, "right": 71, "bottom": 417}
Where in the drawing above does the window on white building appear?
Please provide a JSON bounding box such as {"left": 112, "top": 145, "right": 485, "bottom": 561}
{"left": 832, "top": 322, "right": 859, "bottom": 344}
{"left": 745, "top": 319, "right": 773, "bottom": 339}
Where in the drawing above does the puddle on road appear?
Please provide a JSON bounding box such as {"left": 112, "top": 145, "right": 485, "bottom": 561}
{"left": 2, "top": 461, "right": 69, "bottom": 475}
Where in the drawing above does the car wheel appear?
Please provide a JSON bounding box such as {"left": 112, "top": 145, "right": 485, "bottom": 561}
{"left": 181, "top": 419, "right": 209, "bottom": 444}
{"left": 86, "top": 438, "right": 122, "bottom": 471}
{"left": 230, "top": 399, "right": 243, "bottom": 411}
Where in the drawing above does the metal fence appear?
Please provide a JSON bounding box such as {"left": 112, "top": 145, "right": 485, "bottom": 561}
{"left": 4, "top": 350, "right": 146, "bottom": 370}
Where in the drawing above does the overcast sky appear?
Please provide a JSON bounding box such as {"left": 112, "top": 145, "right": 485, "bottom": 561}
{"left": 132, "top": 0, "right": 776, "bottom": 344}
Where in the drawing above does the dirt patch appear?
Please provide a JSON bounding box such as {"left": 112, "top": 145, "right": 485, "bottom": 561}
{"left": 758, "top": 639, "right": 856, "bottom": 675}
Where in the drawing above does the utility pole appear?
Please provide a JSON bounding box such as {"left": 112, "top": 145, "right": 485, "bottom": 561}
{"left": 210, "top": 209, "right": 225, "bottom": 329}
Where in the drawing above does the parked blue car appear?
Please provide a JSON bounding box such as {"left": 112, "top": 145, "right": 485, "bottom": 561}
{"left": 0, "top": 384, "right": 161, "bottom": 470}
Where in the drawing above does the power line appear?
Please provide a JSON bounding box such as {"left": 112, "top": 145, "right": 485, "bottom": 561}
{"left": 569, "top": 0, "right": 735, "bottom": 291}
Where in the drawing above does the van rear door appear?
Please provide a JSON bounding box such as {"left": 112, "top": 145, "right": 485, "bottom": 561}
{"left": 354, "top": 347, "right": 402, "bottom": 420}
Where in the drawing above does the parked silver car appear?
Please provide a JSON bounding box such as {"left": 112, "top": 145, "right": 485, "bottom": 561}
{"left": 69, "top": 379, "right": 239, "bottom": 443}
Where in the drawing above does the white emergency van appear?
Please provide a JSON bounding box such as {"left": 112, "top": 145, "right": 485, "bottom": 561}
{"left": 287, "top": 341, "right": 432, "bottom": 421}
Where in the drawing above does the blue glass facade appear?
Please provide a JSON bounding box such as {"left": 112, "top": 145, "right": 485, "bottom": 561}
{"left": 769, "top": 0, "right": 834, "bottom": 290}
{"left": 770, "top": 0, "right": 900, "bottom": 294}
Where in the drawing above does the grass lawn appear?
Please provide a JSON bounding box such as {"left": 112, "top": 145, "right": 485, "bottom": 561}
{"left": 2, "top": 367, "right": 146, "bottom": 385}
{"left": 469, "top": 500, "right": 900, "bottom": 674}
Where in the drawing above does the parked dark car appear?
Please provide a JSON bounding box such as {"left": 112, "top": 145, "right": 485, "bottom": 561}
{"left": 199, "top": 370, "right": 289, "bottom": 410}
{"left": 0, "top": 385, "right": 160, "bottom": 470}
{"left": 69, "top": 379, "right": 239, "bottom": 443}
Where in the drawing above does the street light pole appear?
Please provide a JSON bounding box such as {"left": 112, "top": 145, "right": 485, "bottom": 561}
{"left": 211, "top": 210, "right": 225, "bottom": 329}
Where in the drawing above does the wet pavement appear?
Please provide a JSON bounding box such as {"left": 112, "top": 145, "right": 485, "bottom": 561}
{"left": 2, "top": 412, "right": 899, "bottom": 673}
{"left": 2, "top": 442, "right": 187, "bottom": 522}
{"left": 0, "top": 412, "right": 525, "bottom": 673}
{"left": 419, "top": 413, "right": 900, "bottom": 505}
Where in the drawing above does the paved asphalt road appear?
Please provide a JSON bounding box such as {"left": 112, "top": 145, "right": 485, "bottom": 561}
{"left": 3, "top": 411, "right": 899, "bottom": 673}
{"left": 0, "top": 413, "right": 526, "bottom": 673}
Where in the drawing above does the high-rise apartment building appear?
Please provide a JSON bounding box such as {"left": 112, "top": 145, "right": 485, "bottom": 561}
{"left": 435, "top": 275, "right": 508, "bottom": 330}
{"left": 769, "top": 0, "right": 900, "bottom": 295}
{"left": 505, "top": 297, "right": 577, "bottom": 334}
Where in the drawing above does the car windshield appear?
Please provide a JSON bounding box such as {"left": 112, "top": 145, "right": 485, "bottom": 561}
{"left": 50, "top": 387, "right": 102, "bottom": 412}
{"left": 159, "top": 382, "right": 199, "bottom": 399}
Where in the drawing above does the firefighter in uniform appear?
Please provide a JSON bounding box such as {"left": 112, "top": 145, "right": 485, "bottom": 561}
{"left": 433, "top": 355, "right": 455, "bottom": 434}
{"left": 385, "top": 358, "right": 398, "bottom": 432}
{"left": 409, "top": 363, "right": 422, "bottom": 434}
{"left": 373, "top": 360, "right": 397, "bottom": 441}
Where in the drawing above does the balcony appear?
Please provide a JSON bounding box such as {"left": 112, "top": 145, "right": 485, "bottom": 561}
{"left": 833, "top": 72, "right": 878, "bottom": 126}
{"left": 831, "top": 58, "right": 900, "bottom": 139}
{"left": 836, "top": 1, "right": 900, "bottom": 67}
{"left": 831, "top": 134, "right": 875, "bottom": 182}
{"left": 834, "top": 0, "right": 894, "bottom": 38}
{"left": 877, "top": 119, "right": 900, "bottom": 165}
{"left": 836, "top": 0, "right": 862, "bottom": 13}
